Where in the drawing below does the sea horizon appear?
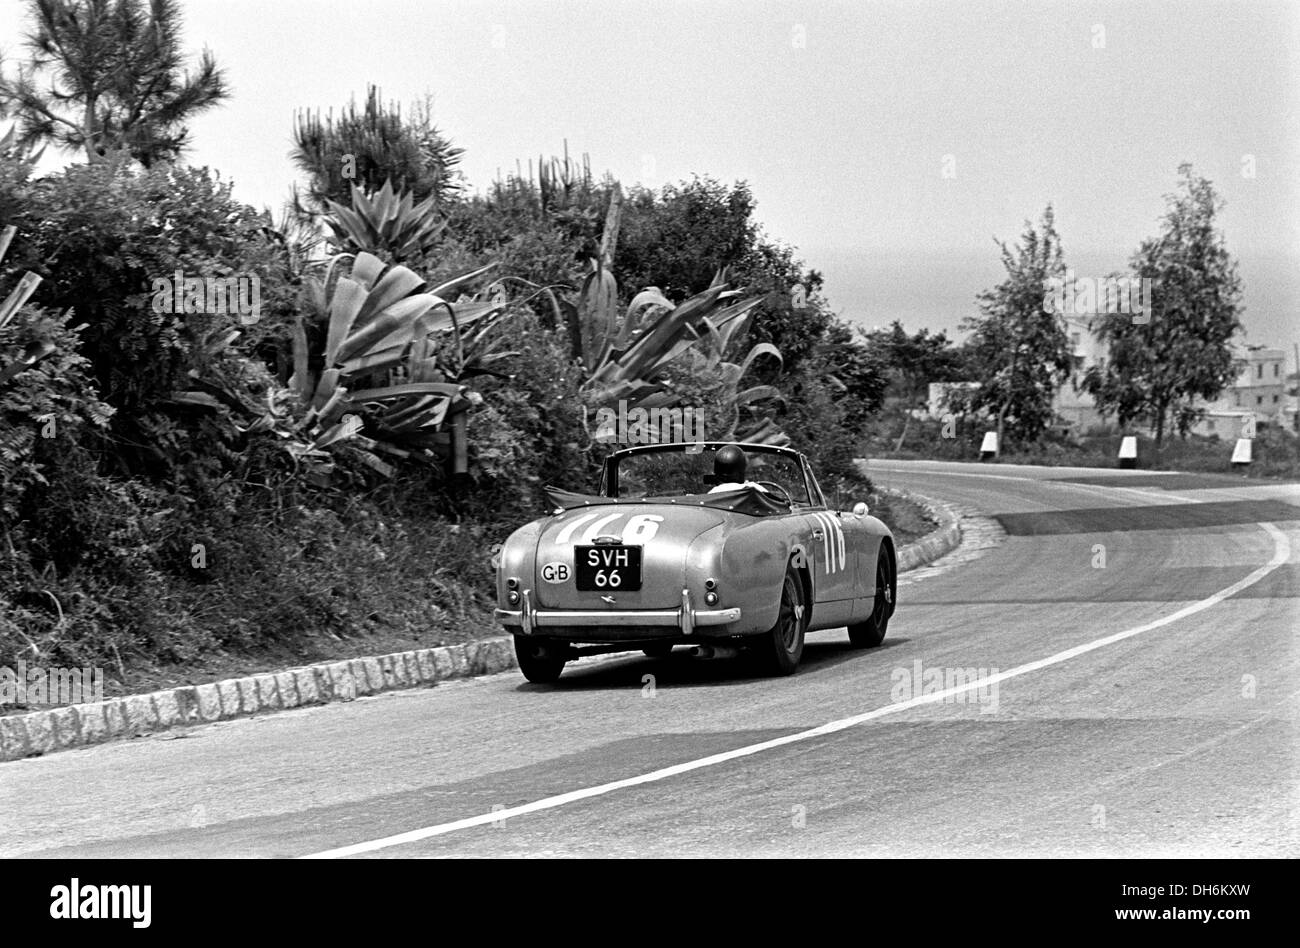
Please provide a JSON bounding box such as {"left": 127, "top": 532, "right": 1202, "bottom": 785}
{"left": 810, "top": 245, "right": 1300, "bottom": 363}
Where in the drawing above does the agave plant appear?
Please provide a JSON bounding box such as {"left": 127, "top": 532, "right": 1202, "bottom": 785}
{"left": 169, "top": 251, "right": 513, "bottom": 480}
{"left": 324, "top": 179, "right": 446, "bottom": 262}
{"left": 288, "top": 251, "right": 514, "bottom": 474}
{"left": 558, "top": 261, "right": 787, "bottom": 444}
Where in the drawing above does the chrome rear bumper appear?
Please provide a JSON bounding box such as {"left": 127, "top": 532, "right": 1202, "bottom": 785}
{"left": 496, "top": 588, "right": 740, "bottom": 636}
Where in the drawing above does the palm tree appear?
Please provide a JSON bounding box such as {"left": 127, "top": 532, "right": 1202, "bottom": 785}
{"left": 0, "top": 0, "right": 228, "bottom": 166}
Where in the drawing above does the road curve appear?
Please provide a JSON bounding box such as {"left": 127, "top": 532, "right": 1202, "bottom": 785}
{"left": 3, "top": 460, "right": 1297, "bottom": 858}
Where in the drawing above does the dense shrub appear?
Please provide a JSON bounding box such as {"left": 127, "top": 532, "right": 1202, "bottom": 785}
{"left": 454, "top": 309, "right": 594, "bottom": 520}
{"left": 779, "top": 319, "right": 889, "bottom": 483}
{"left": 0, "top": 451, "right": 500, "bottom": 674}
{"left": 441, "top": 184, "right": 596, "bottom": 292}
{"left": 615, "top": 177, "right": 832, "bottom": 380}
{"left": 0, "top": 305, "right": 114, "bottom": 519}
{"left": 14, "top": 160, "right": 297, "bottom": 429}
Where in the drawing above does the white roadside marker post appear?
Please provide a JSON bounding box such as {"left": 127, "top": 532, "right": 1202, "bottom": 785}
{"left": 1233, "top": 412, "right": 1255, "bottom": 470}
{"left": 1118, "top": 435, "right": 1138, "bottom": 470}
{"left": 979, "top": 431, "right": 998, "bottom": 462}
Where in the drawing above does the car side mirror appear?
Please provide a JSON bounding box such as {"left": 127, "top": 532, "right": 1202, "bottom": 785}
{"left": 852, "top": 501, "right": 869, "bottom": 517}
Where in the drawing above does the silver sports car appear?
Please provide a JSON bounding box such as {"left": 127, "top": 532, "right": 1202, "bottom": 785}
{"left": 495, "top": 441, "right": 897, "bottom": 681}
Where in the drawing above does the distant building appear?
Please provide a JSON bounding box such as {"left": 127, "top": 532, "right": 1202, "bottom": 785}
{"left": 1052, "top": 314, "right": 1107, "bottom": 430}
{"left": 1192, "top": 408, "right": 1257, "bottom": 440}
{"left": 1227, "top": 347, "right": 1286, "bottom": 414}
{"left": 1047, "top": 322, "right": 1291, "bottom": 436}
{"left": 1190, "top": 347, "right": 1288, "bottom": 436}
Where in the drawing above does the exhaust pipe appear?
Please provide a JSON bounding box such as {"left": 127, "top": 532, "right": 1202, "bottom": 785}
{"left": 689, "top": 644, "right": 740, "bottom": 660}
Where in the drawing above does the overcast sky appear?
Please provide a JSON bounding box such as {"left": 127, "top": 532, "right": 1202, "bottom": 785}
{"left": 2, "top": 0, "right": 1297, "bottom": 348}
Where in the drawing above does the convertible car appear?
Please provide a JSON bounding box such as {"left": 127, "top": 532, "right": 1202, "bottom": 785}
{"left": 494, "top": 442, "right": 897, "bottom": 682}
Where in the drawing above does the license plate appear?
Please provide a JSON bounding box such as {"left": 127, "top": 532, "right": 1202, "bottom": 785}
{"left": 575, "top": 545, "right": 642, "bottom": 591}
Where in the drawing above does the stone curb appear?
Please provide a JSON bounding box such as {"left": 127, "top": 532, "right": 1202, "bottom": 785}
{"left": 0, "top": 638, "right": 516, "bottom": 763}
{"left": 0, "top": 490, "right": 967, "bottom": 764}
{"left": 875, "top": 486, "right": 964, "bottom": 573}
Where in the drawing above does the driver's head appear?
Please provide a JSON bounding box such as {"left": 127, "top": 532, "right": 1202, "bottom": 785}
{"left": 713, "top": 444, "right": 748, "bottom": 483}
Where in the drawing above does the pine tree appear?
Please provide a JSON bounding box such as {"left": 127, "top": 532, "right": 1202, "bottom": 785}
{"left": 0, "top": 0, "right": 228, "bottom": 167}
{"left": 290, "top": 87, "right": 463, "bottom": 219}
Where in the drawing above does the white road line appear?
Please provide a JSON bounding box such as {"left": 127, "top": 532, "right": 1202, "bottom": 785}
{"left": 300, "top": 523, "right": 1292, "bottom": 860}
{"left": 867, "top": 465, "right": 1040, "bottom": 483}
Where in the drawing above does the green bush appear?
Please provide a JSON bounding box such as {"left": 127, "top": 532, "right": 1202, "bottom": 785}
{"left": 0, "top": 450, "right": 502, "bottom": 673}
{"left": 15, "top": 160, "right": 296, "bottom": 425}
{"left": 779, "top": 318, "right": 889, "bottom": 483}
{"left": 454, "top": 309, "right": 594, "bottom": 519}
{"left": 0, "top": 305, "right": 114, "bottom": 519}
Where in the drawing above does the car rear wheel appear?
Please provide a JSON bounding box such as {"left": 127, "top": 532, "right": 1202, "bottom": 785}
{"left": 848, "top": 546, "right": 894, "bottom": 648}
{"left": 755, "top": 561, "right": 807, "bottom": 676}
{"left": 514, "top": 635, "right": 566, "bottom": 683}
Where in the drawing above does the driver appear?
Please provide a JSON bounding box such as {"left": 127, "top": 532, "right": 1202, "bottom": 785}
{"left": 707, "top": 444, "right": 768, "bottom": 494}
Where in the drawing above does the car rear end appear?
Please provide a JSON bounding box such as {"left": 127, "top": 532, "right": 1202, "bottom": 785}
{"left": 495, "top": 503, "right": 745, "bottom": 644}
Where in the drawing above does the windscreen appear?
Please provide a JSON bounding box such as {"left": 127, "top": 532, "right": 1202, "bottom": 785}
{"left": 613, "top": 446, "right": 812, "bottom": 506}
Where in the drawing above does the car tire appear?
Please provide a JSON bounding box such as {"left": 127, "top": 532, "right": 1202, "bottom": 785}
{"left": 514, "top": 635, "right": 566, "bottom": 683}
{"left": 755, "top": 561, "right": 807, "bottom": 676}
{"left": 848, "top": 546, "right": 895, "bottom": 648}
{"left": 642, "top": 644, "right": 674, "bottom": 658}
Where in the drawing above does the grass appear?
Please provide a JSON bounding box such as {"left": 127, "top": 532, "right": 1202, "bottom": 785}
{"left": 864, "top": 411, "right": 1300, "bottom": 481}
{"left": 866, "top": 488, "right": 936, "bottom": 546}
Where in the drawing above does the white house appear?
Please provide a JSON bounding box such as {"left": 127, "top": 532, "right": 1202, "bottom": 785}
{"left": 1189, "top": 346, "right": 1288, "bottom": 436}
{"left": 1052, "top": 314, "right": 1108, "bottom": 431}
{"left": 1048, "top": 322, "right": 1291, "bottom": 436}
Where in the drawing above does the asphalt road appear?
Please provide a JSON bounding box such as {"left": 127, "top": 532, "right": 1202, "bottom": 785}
{"left": 3, "top": 460, "right": 1297, "bottom": 858}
